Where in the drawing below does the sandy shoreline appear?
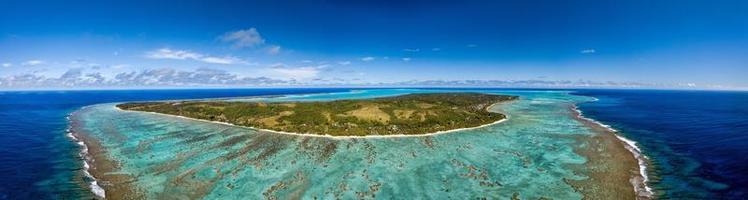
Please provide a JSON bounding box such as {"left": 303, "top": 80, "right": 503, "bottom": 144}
{"left": 569, "top": 104, "right": 654, "bottom": 199}
{"left": 114, "top": 101, "right": 511, "bottom": 139}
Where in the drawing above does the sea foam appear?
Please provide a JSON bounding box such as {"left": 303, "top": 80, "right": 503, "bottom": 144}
{"left": 573, "top": 106, "right": 654, "bottom": 198}
{"left": 66, "top": 114, "right": 106, "bottom": 198}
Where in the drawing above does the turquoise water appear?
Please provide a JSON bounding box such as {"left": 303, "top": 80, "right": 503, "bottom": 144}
{"left": 73, "top": 89, "right": 605, "bottom": 199}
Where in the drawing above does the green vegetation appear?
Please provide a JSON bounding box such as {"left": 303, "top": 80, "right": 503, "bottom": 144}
{"left": 117, "top": 93, "right": 517, "bottom": 136}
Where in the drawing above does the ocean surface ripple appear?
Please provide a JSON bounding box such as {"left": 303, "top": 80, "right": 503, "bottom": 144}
{"left": 575, "top": 89, "right": 748, "bottom": 199}
{"left": 1, "top": 88, "right": 745, "bottom": 199}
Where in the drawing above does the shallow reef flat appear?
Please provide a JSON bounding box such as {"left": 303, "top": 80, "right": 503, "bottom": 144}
{"left": 70, "top": 89, "right": 642, "bottom": 199}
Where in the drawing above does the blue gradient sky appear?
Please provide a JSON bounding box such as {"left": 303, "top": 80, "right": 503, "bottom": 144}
{"left": 1, "top": 0, "right": 747, "bottom": 89}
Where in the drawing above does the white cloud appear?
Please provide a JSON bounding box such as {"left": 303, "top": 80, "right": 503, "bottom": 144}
{"left": 581, "top": 49, "right": 596, "bottom": 54}
{"left": 146, "top": 48, "right": 201, "bottom": 60}
{"left": 0, "top": 68, "right": 734, "bottom": 89}
{"left": 145, "top": 48, "right": 247, "bottom": 65}
{"left": 300, "top": 60, "right": 313, "bottom": 63}
{"left": 403, "top": 48, "right": 420, "bottom": 52}
{"left": 1, "top": 63, "right": 11, "bottom": 67}
{"left": 270, "top": 67, "right": 320, "bottom": 80}
{"left": 337, "top": 61, "right": 351, "bottom": 65}
{"left": 361, "top": 57, "right": 375, "bottom": 62}
{"left": 0, "top": 67, "right": 287, "bottom": 88}
{"left": 270, "top": 63, "right": 286, "bottom": 68}
{"left": 22, "top": 60, "right": 44, "bottom": 66}
{"left": 431, "top": 48, "right": 441, "bottom": 51}
{"left": 200, "top": 56, "right": 245, "bottom": 64}
{"left": 267, "top": 45, "right": 281, "bottom": 55}
{"left": 263, "top": 62, "right": 329, "bottom": 80}
{"left": 220, "top": 28, "right": 265, "bottom": 48}
{"left": 111, "top": 64, "right": 129, "bottom": 69}
{"left": 402, "top": 57, "right": 411, "bottom": 62}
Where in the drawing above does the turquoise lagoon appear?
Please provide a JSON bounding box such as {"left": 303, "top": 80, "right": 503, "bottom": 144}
{"left": 71, "top": 89, "right": 636, "bottom": 199}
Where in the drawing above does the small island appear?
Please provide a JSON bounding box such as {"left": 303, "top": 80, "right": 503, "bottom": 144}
{"left": 117, "top": 93, "right": 517, "bottom": 136}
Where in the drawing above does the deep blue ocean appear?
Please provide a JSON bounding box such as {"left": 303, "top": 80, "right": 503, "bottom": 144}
{"left": 0, "top": 88, "right": 746, "bottom": 199}
{"left": 0, "top": 88, "right": 348, "bottom": 199}
{"left": 575, "top": 89, "right": 748, "bottom": 199}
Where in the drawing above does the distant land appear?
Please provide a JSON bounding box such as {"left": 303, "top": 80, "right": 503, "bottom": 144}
{"left": 117, "top": 93, "right": 517, "bottom": 136}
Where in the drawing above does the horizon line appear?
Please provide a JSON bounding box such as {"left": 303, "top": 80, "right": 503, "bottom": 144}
{"left": 1, "top": 86, "right": 746, "bottom": 92}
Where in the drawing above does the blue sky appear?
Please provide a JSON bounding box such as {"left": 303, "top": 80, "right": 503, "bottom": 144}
{"left": 1, "top": 0, "right": 747, "bottom": 89}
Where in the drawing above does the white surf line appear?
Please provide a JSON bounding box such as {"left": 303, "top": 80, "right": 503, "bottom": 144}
{"left": 65, "top": 112, "right": 106, "bottom": 199}
{"left": 113, "top": 101, "right": 511, "bottom": 140}
{"left": 572, "top": 104, "right": 654, "bottom": 198}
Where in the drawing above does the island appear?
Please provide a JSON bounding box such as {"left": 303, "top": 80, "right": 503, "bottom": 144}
{"left": 116, "top": 93, "right": 517, "bottom": 136}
